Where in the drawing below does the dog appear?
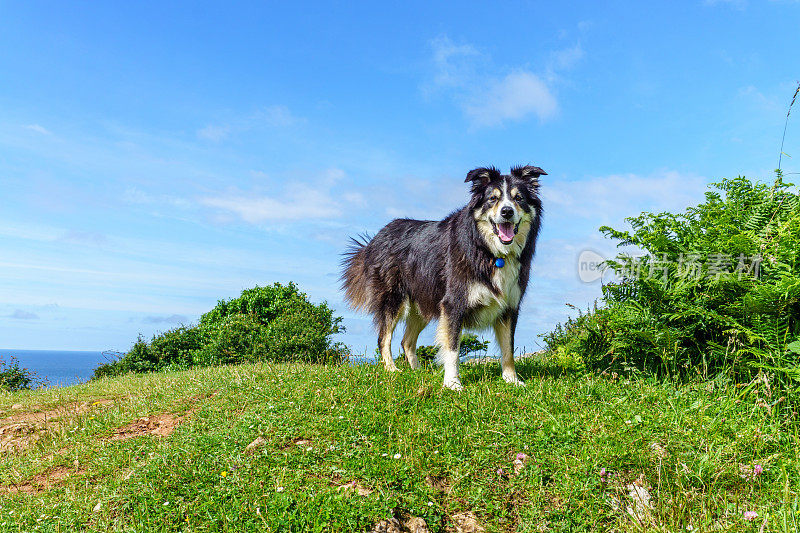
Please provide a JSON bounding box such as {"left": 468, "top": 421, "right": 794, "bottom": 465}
{"left": 341, "top": 165, "right": 544, "bottom": 390}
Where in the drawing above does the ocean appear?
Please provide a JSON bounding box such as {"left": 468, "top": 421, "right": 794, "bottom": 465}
{"left": 0, "top": 349, "right": 110, "bottom": 387}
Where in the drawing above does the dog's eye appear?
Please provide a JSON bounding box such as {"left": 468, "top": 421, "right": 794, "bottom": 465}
{"left": 488, "top": 196, "right": 498, "bottom": 204}
{"left": 514, "top": 194, "right": 523, "bottom": 202}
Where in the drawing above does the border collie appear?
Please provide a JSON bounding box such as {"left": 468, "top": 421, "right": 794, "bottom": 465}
{"left": 341, "top": 165, "right": 544, "bottom": 390}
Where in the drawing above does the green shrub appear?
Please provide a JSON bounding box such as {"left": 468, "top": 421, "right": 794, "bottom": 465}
{"left": 543, "top": 173, "right": 800, "bottom": 405}
{"left": 93, "top": 282, "right": 346, "bottom": 379}
{"left": 415, "top": 333, "right": 490, "bottom": 363}
{"left": 0, "top": 355, "right": 36, "bottom": 392}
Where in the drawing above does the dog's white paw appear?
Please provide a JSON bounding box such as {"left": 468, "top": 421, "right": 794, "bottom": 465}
{"left": 502, "top": 373, "right": 526, "bottom": 387}
{"left": 443, "top": 378, "right": 464, "bottom": 391}
{"left": 385, "top": 364, "right": 401, "bottom": 373}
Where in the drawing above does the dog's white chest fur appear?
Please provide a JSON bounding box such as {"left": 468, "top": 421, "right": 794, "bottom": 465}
{"left": 466, "top": 258, "right": 522, "bottom": 327}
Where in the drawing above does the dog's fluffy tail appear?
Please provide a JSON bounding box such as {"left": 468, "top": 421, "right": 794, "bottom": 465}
{"left": 340, "top": 234, "right": 372, "bottom": 311}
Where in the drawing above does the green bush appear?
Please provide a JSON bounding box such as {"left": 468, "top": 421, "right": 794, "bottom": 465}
{"left": 543, "top": 173, "right": 800, "bottom": 404}
{"left": 415, "top": 333, "right": 490, "bottom": 363}
{"left": 0, "top": 355, "right": 36, "bottom": 392}
{"left": 93, "top": 282, "right": 346, "bottom": 378}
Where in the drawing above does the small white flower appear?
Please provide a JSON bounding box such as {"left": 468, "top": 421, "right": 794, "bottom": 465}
{"left": 163, "top": 501, "right": 169, "bottom": 506}
{"left": 276, "top": 486, "right": 284, "bottom": 492}
{"left": 382, "top": 453, "right": 388, "bottom": 457}
{"left": 427, "top": 501, "right": 434, "bottom": 506}
{"left": 338, "top": 415, "right": 344, "bottom": 419}
{"left": 393, "top": 453, "right": 401, "bottom": 459}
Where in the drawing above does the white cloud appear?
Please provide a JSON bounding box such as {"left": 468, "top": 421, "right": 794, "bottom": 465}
{"left": 259, "top": 105, "right": 304, "bottom": 127}
{"left": 8, "top": 309, "right": 39, "bottom": 320}
{"left": 550, "top": 43, "right": 585, "bottom": 71}
{"left": 197, "top": 105, "right": 304, "bottom": 142}
{"left": 704, "top": 0, "right": 747, "bottom": 8}
{"left": 425, "top": 35, "right": 576, "bottom": 128}
{"left": 123, "top": 187, "right": 193, "bottom": 209}
{"left": 197, "top": 124, "right": 230, "bottom": 142}
{"left": 427, "top": 36, "right": 481, "bottom": 91}
{"left": 465, "top": 71, "right": 558, "bottom": 128}
{"left": 23, "top": 124, "right": 51, "bottom": 135}
{"left": 142, "top": 314, "right": 188, "bottom": 324}
{"left": 543, "top": 170, "right": 709, "bottom": 225}
{"left": 201, "top": 186, "right": 341, "bottom": 223}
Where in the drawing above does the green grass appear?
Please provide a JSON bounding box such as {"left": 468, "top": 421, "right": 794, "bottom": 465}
{"left": 1, "top": 358, "right": 798, "bottom": 532}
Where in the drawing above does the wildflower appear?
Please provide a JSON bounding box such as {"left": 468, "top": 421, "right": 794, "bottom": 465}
{"left": 516, "top": 453, "right": 527, "bottom": 461}
{"left": 276, "top": 486, "right": 284, "bottom": 493}
{"left": 753, "top": 464, "right": 763, "bottom": 476}
{"left": 393, "top": 453, "right": 401, "bottom": 459}
{"left": 497, "top": 468, "right": 506, "bottom": 476}
{"left": 427, "top": 501, "right": 434, "bottom": 507}
{"left": 743, "top": 510, "right": 758, "bottom": 521}
{"left": 599, "top": 468, "right": 608, "bottom": 483}
{"left": 220, "top": 471, "right": 227, "bottom": 478}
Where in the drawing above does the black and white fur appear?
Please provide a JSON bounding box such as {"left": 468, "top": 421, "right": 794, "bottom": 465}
{"left": 341, "top": 165, "right": 544, "bottom": 390}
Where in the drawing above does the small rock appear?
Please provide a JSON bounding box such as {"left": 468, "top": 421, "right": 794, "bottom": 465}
{"left": 93, "top": 501, "right": 102, "bottom": 512}
{"left": 370, "top": 518, "right": 402, "bottom": 533}
{"left": 625, "top": 483, "right": 653, "bottom": 524}
{"left": 11, "top": 404, "right": 22, "bottom": 410}
{"left": 406, "top": 516, "right": 430, "bottom": 533}
{"left": 451, "top": 511, "right": 485, "bottom": 533}
{"left": 649, "top": 442, "right": 668, "bottom": 459}
{"left": 244, "top": 436, "right": 267, "bottom": 455}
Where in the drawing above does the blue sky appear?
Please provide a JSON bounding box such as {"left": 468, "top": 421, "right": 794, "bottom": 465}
{"left": 1, "top": 1, "right": 798, "bottom": 353}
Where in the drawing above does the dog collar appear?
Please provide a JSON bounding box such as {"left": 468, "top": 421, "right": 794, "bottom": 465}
{"left": 494, "top": 257, "right": 505, "bottom": 268}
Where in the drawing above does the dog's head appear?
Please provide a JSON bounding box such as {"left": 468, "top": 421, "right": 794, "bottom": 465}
{"left": 467, "top": 165, "right": 545, "bottom": 256}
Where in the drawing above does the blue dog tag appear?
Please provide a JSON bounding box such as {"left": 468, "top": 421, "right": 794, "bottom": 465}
{"left": 494, "top": 257, "right": 505, "bottom": 268}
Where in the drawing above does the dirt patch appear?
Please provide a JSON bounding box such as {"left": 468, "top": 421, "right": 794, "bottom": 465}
{"left": 0, "top": 465, "right": 86, "bottom": 495}
{"left": 244, "top": 436, "right": 268, "bottom": 455}
{"left": 424, "top": 474, "right": 450, "bottom": 493}
{"left": 1, "top": 398, "right": 119, "bottom": 452}
{"left": 111, "top": 412, "right": 187, "bottom": 440}
{"left": 336, "top": 480, "right": 373, "bottom": 497}
{"left": 1, "top": 399, "right": 114, "bottom": 427}
{"left": 369, "top": 511, "right": 430, "bottom": 533}
{"left": 281, "top": 437, "right": 313, "bottom": 450}
{"left": 0, "top": 422, "right": 40, "bottom": 453}
{"left": 107, "top": 393, "right": 211, "bottom": 441}
{"left": 446, "top": 511, "right": 485, "bottom": 533}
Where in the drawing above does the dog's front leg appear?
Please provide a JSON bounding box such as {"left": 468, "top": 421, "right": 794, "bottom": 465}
{"left": 436, "top": 303, "right": 464, "bottom": 391}
{"left": 494, "top": 310, "right": 525, "bottom": 387}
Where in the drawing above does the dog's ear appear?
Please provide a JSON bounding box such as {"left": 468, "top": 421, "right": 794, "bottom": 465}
{"left": 512, "top": 165, "right": 547, "bottom": 182}
{"left": 464, "top": 167, "right": 499, "bottom": 187}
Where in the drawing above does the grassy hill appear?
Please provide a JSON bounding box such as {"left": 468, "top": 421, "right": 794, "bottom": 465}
{"left": 0, "top": 357, "right": 796, "bottom": 532}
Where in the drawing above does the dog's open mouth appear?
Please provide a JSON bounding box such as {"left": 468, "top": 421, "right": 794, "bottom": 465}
{"left": 491, "top": 221, "right": 518, "bottom": 245}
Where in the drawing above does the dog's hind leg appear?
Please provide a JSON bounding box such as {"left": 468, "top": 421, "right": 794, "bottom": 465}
{"left": 378, "top": 309, "right": 402, "bottom": 372}
{"left": 401, "top": 303, "right": 428, "bottom": 370}
{"left": 436, "top": 304, "right": 464, "bottom": 391}
{"left": 494, "top": 311, "right": 524, "bottom": 387}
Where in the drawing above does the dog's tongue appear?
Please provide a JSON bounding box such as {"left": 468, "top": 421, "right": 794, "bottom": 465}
{"left": 498, "top": 222, "right": 515, "bottom": 242}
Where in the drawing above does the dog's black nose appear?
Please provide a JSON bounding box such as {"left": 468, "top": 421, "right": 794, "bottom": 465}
{"left": 500, "top": 206, "right": 514, "bottom": 219}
